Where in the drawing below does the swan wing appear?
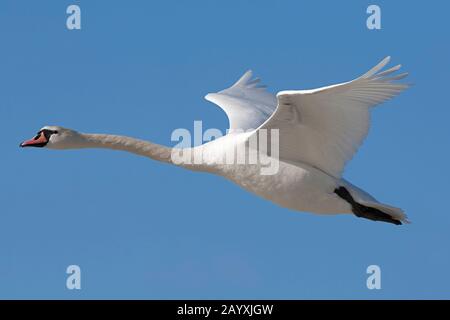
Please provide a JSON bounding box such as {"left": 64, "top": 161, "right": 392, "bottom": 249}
{"left": 205, "top": 71, "right": 277, "bottom": 131}
{"left": 254, "top": 56, "right": 409, "bottom": 178}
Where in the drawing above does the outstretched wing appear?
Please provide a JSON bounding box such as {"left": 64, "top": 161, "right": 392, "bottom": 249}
{"left": 253, "top": 56, "right": 410, "bottom": 178}
{"left": 205, "top": 71, "right": 277, "bottom": 131}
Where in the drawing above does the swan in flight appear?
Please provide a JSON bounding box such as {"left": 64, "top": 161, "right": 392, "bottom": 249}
{"left": 21, "top": 56, "right": 410, "bottom": 225}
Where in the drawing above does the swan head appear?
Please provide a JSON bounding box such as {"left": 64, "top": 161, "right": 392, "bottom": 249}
{"left": 20, "top": 126, "right": 81, "bottom": 149}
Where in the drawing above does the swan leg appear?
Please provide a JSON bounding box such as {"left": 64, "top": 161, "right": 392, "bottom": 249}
{"left": 334, "top": 186, "right": 402, "bottom": 225}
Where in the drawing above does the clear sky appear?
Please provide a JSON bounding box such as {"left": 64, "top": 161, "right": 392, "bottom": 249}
{"left": 1, "top": 0, "right": 449, "bottom": 299}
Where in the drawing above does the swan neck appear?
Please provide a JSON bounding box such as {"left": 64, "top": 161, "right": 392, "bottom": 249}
{"left": 80, "top": 133, "right": 173, "bottom": 164}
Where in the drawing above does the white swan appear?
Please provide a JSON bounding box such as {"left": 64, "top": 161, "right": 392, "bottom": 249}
{"left": 21, "top": 56, "right": 410, "bottom": 225}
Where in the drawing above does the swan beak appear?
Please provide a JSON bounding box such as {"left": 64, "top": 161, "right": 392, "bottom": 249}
{"left": 20, "top": 132, "right": 48, "bottom": 148}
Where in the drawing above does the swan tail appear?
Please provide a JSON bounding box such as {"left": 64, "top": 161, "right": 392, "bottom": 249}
{"left": 334, "top": 186, "right": 409, "bottom": 225}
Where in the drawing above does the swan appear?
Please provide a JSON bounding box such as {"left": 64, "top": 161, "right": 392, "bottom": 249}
{"left": 20, "top": 56, "right": 410, "bottom": 225}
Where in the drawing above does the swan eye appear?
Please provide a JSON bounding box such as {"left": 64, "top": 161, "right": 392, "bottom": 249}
{"left": 40, "top": 129, "right": 58, "bottom": 140}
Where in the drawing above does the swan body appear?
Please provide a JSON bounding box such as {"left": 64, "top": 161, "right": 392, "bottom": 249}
{"left": 21, "top": 57, "right": 410, "bottom": 224}
{"left": 192, "top": 133, "right": 396, "bottom": 217}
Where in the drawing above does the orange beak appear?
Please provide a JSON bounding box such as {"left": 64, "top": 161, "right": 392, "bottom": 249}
{"left": 20, "top": 132, "right": 48, "bottom": 148}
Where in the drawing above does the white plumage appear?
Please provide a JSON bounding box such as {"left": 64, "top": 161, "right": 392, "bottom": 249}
{"left": 205, "top": 70, "right": 277, "bottom": 131}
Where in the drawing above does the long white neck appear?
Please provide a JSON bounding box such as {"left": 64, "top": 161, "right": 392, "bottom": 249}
{"left": 73, "top": 133, "right": 174, "bottom": 164}
{"left": 57, "top": 132, "right": 227, "bottom": 173}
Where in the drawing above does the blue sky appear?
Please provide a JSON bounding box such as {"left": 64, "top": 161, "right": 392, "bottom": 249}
{"left": 1, "top": 0, "right": 449, "bottom": 299}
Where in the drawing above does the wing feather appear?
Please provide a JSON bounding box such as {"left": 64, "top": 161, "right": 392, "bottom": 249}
{"left": 253, "top": 57, "right": 409, "bottom": 178}
{"left": 205, "top": 71, "right": 277, "bottom": 131}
